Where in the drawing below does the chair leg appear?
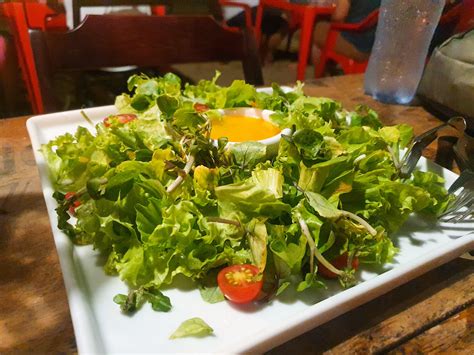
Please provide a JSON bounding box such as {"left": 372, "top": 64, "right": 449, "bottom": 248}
{"left": 297, "top": 9, "right": 316, "bottom": 81}
{"left": 314, "top": 49, "right": 328, "bottom": 78}
{"left": 315, "top": 29, "right": 337, "bottom": 78}
{"left": 254, "top": 3, "right": 264, "bottom": 45}
{"left": 2, "top": 3, "right": 44, "bottom": 113}
{"left": 286, "top": 30, "right": 294, "bottom": 52}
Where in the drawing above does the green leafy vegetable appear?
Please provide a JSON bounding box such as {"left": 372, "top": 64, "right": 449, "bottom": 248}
{"left": 41, "top": 73, "right": 452, "bottom": 315}
{"left": 170, "top": 318, "right": 214, "bottom": 339}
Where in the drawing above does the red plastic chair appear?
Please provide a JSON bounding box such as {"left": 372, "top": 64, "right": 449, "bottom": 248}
{"left": 439, "top": 2, "right": 462, "bottom": 26}
{"left": 315, "top": 9, "right": 379, "bottom": 78}
{"left": 22, "top": 1, "right": 67, "bottom": 31}
{"left": 0, "top": 2, "right": 67, "bottom": 113}
{"left": 456, "top": 0, "right": 474, "bottom": 32}
{"left": 219, "top": 0, "right": 253, "bottom": 32}
{"left": 255, "top": 0, "right": 334, "bottom": 81}
{"left": 151, "top": 5, "right": 167, "bottom": 16}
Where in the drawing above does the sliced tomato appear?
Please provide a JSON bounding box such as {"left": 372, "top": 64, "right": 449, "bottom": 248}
{"left": 193, "top": 103, "right": 209, "bottom": 113}
{"left": 117, "top": 113, "right": 137, "bottom": 124}
{"left": 64, "top": 191, "right": 76, "bottom": 201}
{"left": 318, "top": 253, "right": 359, "bottom": 279}
{"left": 103, "top": 117, "right": 112, "bottom": 127}
{"left": 217, "top": 264, "right": 263, "bottom": 304}
{"left": 103, "top": 114, "right": 137, "bottom": 127}
{"left": 68, "top": 200, "right": 81, "bottom": 215}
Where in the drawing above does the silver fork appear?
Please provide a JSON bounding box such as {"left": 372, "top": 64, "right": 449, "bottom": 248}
{"left": 399, "top": 117, "right": 467, "bottom": 178}
{"left": 438, "top": 169, "right": 474, "bottom": 223}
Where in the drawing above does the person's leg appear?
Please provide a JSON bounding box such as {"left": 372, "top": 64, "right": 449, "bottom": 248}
{"left": 312, "top": 21, "right": 331, "bottom": 65}
{"left": 260, "top": 9, "right": 289, "bottom": 64}
{"left": 313, "top": 21, "right": 369, "bottom": 65}
{"left": 332, "top": 34, "right": 370, "bottom": 62}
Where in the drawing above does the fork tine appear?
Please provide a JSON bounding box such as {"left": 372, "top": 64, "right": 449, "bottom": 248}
{"left": 439, "top": 190, "right": 471, "bottom": 218}
{"left": 442, "top": 205, "right": 473, "bottom": 223}
{"left": 448, "top": 170, "right": 474, "bottom": 194}
{"left": 455, "top": 203, "right": 474, "bottom": 222}
{"left": 440, "top": 194, "right": 474, "bottom": 222}
{"left": 438, "top": 168, "right": 474, "bottom": 223}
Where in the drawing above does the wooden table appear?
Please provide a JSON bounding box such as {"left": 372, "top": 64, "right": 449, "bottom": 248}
{"left": 0, "top": 74, "right": 472, "bottom": 353}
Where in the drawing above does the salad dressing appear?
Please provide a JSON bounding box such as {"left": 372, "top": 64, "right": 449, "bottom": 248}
{"left": 210, "top": 115, "right": 280, "bottom": 142}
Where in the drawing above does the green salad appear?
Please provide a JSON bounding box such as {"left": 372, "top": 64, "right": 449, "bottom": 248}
{"left": 42, "top": 73, "right": 452, "bottom": 313}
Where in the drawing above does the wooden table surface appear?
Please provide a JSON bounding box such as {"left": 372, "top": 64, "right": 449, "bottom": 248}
{"left": 1, "top": 74, "right": 472, "bottom": 353}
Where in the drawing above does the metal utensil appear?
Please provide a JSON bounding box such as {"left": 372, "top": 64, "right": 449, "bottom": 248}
{"left": 399, "top": 117, "right": 467, "bottom": 178}
{"left": 438, "top": 169, "right": 474, "bottom": 223}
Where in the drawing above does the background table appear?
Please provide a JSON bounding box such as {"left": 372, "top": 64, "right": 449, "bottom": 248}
{"left": 1, "top": 74, "right": 472, "bottom": 353}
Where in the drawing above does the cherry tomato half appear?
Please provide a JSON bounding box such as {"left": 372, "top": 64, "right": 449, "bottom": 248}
{"left": 68, "top": 200, "right": 81, "bottom": 215}
{"left": 217, "top": 264, "right": 263, "bottom": 304}
{"left": 65, "top": 191, "right": 76, "bottom": 201}
{"left": 103, "top": 114, "right": 137, "bottom": 127}
{"left": 318, "top": 253, "right": 359, "bottom": 279}
{"left": 193, "top": 103, "right": 209, "bottom": 113}
{"left": 117, "top": 113, "right": 137, "bottom": 124}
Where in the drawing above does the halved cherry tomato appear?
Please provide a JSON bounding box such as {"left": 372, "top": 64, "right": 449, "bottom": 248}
{"left": 217, "top": 264, "right": 263, "bottom": 304}
{"left": 318, "top": 253, "right": 359, "bottom": 279}
{"left": 193, "top": 103, "right": 209, "bottom": 113}
{"left": 103, "top": 114, "right": 137, "bottom": 127}
{"left": 103, "top": 117, "right": 112, "bottom": 127}
{"left": 68, "top": 200, "right": 81, "bottom": 215}
{"left": 65, "top": 191, "right": 76, "bottom": 201}
{"left": 117, "top": 113, "right": 137, "bottom": 124}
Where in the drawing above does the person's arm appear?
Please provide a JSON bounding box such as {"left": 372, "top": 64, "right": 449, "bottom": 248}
{"left": 331, "top": 0, "right": 351, "bottom": 22}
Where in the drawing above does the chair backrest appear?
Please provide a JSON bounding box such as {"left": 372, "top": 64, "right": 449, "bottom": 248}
{"left": 359, "top": 9, "right": 379, "bottom": 31}
{"left": 29, "top": 14, "right": 263, "bottom": 113}
{"left": 22, "top": 2, "right": 67, "bottom": 31}
{"left": 70, "top": 0, "right": 172, "bottom": 27}
{"left": 329, "top": 9, "right": 379, "bottom": 33}
{"left": 70, "top": 1, "right": 221, "bottom": 27}
{"left": 439, "top": 3, "right": 461, "bottom": 26}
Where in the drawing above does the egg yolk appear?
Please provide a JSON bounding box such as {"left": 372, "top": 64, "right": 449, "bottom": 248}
{"left": 210, "top": 115, "right": 280, "bottom": 142}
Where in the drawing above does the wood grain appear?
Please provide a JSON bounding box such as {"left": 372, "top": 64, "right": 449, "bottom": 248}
{"left": 267, "top": 258, "right": 474, "bottom": 354}
{"left": 0, "top": 117, "right": 76, "bottom": 352}
{"left": 0, "top": 75, "right": 470, "bottom": 353}
{"left": 389, "top": 307, "right": 474, "bottom": 355}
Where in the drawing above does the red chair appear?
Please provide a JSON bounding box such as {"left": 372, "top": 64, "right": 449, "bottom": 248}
{"left": 0, "top": 2, "right": 67, "bottom": 113}
{"left": 456, "top": 0, "right": 474, "bottom": 32}
{"left": 315, "top": 9, "right": 379, "bottom": 78}
{"left": 439, "top": 2, "right": 462, "bottom": 26}
{"left": 255, "top": 0, "right": 334, "bottom": 81}
{"left": 22, "top": 1, "right": 67, "bottom": 31}
{"left": 219, "top": 0, "right": 253, "bottom": 31}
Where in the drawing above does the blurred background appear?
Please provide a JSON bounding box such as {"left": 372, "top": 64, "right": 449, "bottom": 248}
{"left": 1, "top": 0, "right": 472, "bottom": 119}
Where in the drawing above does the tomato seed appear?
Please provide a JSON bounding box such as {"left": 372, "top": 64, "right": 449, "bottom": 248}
{"left": 225, "top": 268, "right": 253, "bottom": 286}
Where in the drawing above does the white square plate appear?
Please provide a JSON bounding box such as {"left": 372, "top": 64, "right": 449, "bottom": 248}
{"left": 27, "top": 102, "right": 473, "bottom": 354}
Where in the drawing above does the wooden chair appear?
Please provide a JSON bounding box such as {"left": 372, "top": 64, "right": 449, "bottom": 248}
{"left": 29, "top": 15, "right": 263, "bottom": 113}
{"left": 71, "top": 1, "right": 252, "bottom": 31}
{"left": 70, "top": 0, "right": 171, "bottom": 27}
{"left": 314, "top": 9, "right": 379, "bottom": 78}
{"left": 219, "top": 0, "right": 253, "bottom": 30}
